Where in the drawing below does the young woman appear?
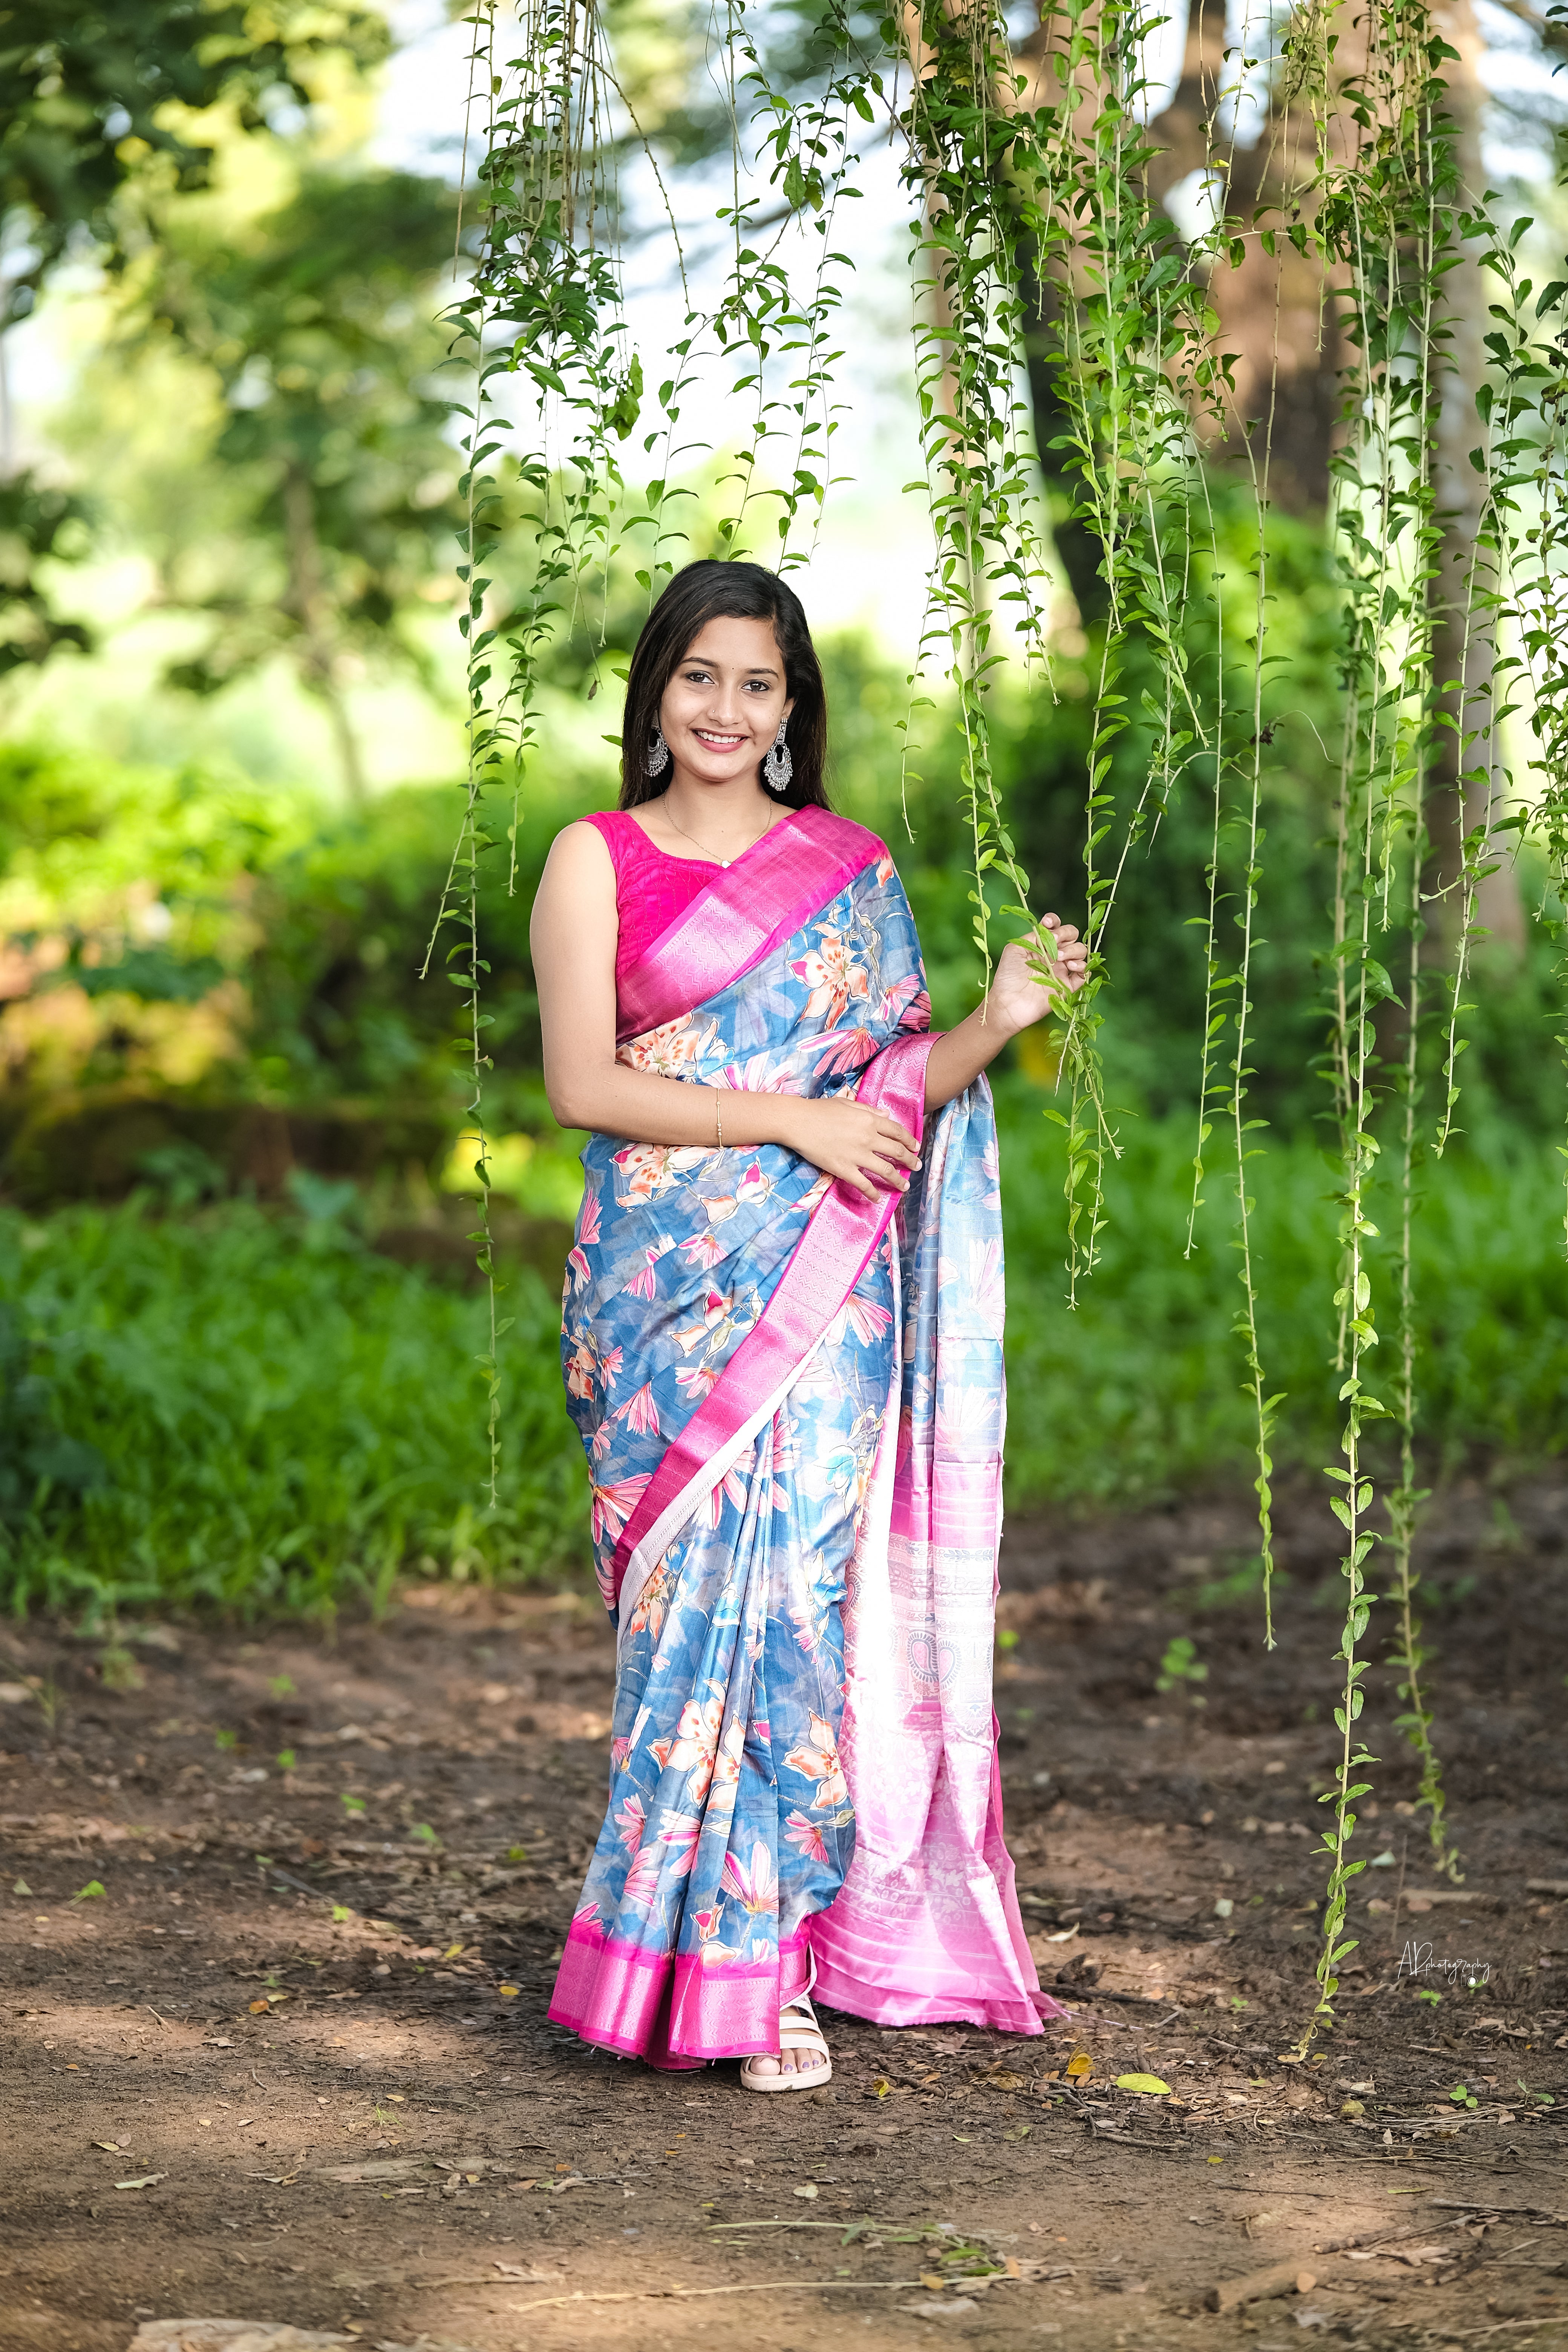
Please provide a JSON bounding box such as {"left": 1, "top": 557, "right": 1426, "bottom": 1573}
{"left": 531, "top": 559, "right": 1087, "bottom": 2089}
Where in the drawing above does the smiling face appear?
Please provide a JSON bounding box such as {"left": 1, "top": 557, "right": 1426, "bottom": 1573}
{"left": 656, "top": 614, "right": 793, "bottom": 789}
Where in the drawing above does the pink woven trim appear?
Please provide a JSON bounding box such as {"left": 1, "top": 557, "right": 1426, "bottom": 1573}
{"left": 614, "top": 805, "right": 884, "bottom": 1042}
{"left": 547, "top": 1917, "right": 813, "bottom": 2066}
{"left": 810, "top": 1952, "right": 1060, "bottom": 2035}
{"left": 608, "top": 1029, "right": 936, "bottom": 1605}
{"left": 889, "top": 1458, "right": 1003, "bottom": 1546}
{"left": 809, "top": 1721, "right": 1067, "bottom": 2035}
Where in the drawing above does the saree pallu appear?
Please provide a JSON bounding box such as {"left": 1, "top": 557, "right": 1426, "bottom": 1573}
{"left": 547, "top": 805, "right": 1062, "bottom": 2067}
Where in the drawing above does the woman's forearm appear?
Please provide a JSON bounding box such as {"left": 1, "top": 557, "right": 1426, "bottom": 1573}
{"left": 547, "top": 1060, "right": 792, "bottom": 1152}
{"left": 550, "top": 1059, "right": 923, "bottom": 1200}
{"left": 551, "top": 1007, "right": 1020, "bottom": 1150}
{"left": 923, "top": 998, "right": 1023, "bottom": 1112}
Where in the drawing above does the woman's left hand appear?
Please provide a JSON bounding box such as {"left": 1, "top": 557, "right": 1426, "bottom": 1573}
{"left": 988, "top": 919, "right": 1089, "bottom": 1033}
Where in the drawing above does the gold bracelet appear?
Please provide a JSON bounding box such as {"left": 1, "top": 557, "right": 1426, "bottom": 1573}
{"left": 713, "top": 1089, "right": 724, "bottom": 1150}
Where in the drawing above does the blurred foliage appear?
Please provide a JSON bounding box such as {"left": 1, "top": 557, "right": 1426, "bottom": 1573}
{"left": 46, "top": 159, "right": 466, "bottom": 799}
{"left": 122, "top": 165, "right": 462, "bottom": 793}
{"left": 601, "top": 0, "right": 885, "bottom": 169}
{"left": 4, "top": 590, "right": 1562, "bottom": 1206}
{"left": 1000, "top": 1087, "right": 1568, "bottom": 1508}
{"left": 0, "top": 472, "right": 96, "bottom": 674}
{"left": 0, "top": 0, "right": 389, "bottom": 323}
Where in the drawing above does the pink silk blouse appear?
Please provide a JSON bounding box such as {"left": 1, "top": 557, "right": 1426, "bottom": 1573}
{"left": 582, "top": 808, "right": 729, "bottom": 992}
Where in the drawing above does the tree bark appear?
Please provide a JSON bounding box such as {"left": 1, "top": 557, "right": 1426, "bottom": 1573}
{"left": 1424, "top": 0, "right": 1525, "bottom": 958}
{"left": 282, "top": 458, "right": 368, "bottom": 806}
{"left": 1135, "top": 0, "right": 1351, "bottom": 513}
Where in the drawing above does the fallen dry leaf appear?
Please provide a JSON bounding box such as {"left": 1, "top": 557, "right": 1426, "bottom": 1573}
{"left": 115, "top": 2173, "right": 167, "bottom": 2190}
{"left": 1115, "top": 2073, "right": 1171, "bottom": 2096}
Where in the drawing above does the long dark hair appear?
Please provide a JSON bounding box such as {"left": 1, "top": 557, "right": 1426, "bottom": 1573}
{"left": 619, "top": 559, "right": 830, "bottom": 811}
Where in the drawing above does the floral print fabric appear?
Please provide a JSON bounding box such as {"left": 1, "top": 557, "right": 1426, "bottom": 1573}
{"left": 548, "top": 848, "right": 982, "bottom": 2066}
{"left": 559, "top": 851, "right": 927, "bottom": 1617}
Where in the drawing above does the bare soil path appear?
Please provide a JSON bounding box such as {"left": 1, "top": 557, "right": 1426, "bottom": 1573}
{"left": 2, "top": 1476, "right": 1566, "bottom": 2352}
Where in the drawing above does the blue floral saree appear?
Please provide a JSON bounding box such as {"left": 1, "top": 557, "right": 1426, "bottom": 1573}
{"left": 547, "top": 805, "right": 1060, "bottom": 2066}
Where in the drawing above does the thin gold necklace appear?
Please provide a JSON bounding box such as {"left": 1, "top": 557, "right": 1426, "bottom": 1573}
{"left": 659, "top": 798, "right": 778, "bottom": 870}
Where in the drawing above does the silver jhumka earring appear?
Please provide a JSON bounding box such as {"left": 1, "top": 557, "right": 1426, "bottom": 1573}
{"left": 645, "top": 726, "right": 670, "bottom": 778}
{"left": 763, "top": 716, "right": 792, "bottom": 794}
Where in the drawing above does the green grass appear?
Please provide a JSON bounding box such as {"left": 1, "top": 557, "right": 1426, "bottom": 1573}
{"left": 0, "top": 1197, "right": 585, "bottom": 1618}
{"left": 4, "top": 1101, "right": 1566, "bottom": 1618}
{"left": 1000, "top": 1095, "right": 1568, "bottom": 1508}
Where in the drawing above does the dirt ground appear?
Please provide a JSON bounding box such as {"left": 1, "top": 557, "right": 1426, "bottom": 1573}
{"left": 3, "top": 1474, "right": 1566, "bottom": 2352}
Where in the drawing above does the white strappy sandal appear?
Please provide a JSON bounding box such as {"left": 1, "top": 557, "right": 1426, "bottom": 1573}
{"left": 740, "top": 1961, "right": 833, "bottom": 2094}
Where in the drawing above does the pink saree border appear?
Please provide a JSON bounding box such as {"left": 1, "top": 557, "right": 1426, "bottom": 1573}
{"left": 812, "top": 1731, "right": 1065, "bottom": 2035}
{"left": 548, "top": 1915, "right": 813, "bottom": 2069}
{"left": 608, "top": 1028, "right": 937, "bottom": 1606}
{"left": 613, "top": 804, "right": 885, "bottom": 1042}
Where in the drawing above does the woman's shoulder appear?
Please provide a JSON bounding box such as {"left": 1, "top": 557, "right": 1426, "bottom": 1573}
{"left": 544, "top": 815, "right": 624, "bottom": 889}
{"left": 573, "top": 808, "right": 635, "bottom": 844}
{"left": 557, "top": 810, "right": 640, "bottom": 866}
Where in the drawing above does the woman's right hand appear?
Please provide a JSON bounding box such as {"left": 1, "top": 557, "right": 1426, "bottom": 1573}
{"left": 773, "top": 1095, "right": 923, "bottom": 1201}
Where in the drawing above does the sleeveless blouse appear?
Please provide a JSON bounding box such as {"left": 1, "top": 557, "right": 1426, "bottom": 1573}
{"left": 583, "top": 808, "right": 730, "bottom": 991}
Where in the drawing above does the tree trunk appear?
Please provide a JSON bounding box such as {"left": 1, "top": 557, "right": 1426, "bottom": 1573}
{"left": 1424, "top": 0, "right": 1525, "bottom": 959}
{"left": 897, "top": 1, "right": 991, "bottom": 642}
{"left": 281, "top": 459, "right": 368, "bottom": 806}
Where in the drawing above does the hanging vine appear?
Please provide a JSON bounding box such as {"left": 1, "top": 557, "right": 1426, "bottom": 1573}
{"left": 434, "top": 0, "right": 637, "bottom": 1503}
{"left": 1297, "top": 0, "right": 1469, "bottom": 2030}
{"left": 1011, "top": 0, "right": 1224, "bottom": 1297}
{"left": 443, "top": 0, "right": 1564, "bottom": 2040}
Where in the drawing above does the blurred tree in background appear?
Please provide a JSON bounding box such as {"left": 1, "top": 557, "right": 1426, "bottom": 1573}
{"left": 124, "top": 164, "right": 462, "bottom": 798}
{"left": 0, "top": 0, "right": 389, "bottom": 322}
{"left": 0, "top": 472, "right": 94, "bottom": 672}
